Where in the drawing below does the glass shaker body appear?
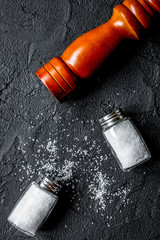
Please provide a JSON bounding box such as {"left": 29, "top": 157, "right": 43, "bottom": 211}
{"left": 8, "top": 175, "right": 61, "bottom": 236}
{"left": 99, "top": 110, "right": 151, "bottom": 171}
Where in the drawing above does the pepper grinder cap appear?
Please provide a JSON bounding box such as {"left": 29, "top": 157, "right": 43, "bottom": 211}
{"left": 35, "top": 57, "right": 77, "bottom": 103}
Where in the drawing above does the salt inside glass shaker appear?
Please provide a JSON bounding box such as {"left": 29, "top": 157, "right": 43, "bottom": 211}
{"left": 99, "top": 110, "right": 151, "bottom": 171}
{"left": 8, "top": 175, "right": 61, "bottom": 236}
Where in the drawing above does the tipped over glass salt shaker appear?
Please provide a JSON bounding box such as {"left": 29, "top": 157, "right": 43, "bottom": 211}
{"left": 99, "top": 110, "right": 151, "bottom": 171}
{"left": 8, "top": 175, "right": 61, "bottom": 236}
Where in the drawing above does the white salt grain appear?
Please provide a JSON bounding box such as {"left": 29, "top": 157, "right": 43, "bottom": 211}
{"left": 46, "top": 140, "right": 57, "bottom": 153}
{"left": 88, "top": 171, "right": 113, "bottom": 211}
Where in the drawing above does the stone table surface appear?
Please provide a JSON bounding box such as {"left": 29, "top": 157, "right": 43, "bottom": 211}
{"left": 1, "top": 0, "right": 160, "bottom": 239}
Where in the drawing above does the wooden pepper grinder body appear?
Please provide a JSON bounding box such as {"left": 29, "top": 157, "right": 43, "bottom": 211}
{"left": 36, "top": 0, "right": 160, "bottom": 102}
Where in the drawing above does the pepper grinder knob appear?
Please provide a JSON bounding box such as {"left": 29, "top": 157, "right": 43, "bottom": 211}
{"left": 35, "top": 0, "right": 160, "bottom": 103}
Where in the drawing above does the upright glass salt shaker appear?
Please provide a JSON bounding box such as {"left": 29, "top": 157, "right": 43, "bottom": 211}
{"left": 99, "top": 109, "right": 151, "bottom": 171}
{"left": 8, "top": 175, "right": 61, "bottom": 236}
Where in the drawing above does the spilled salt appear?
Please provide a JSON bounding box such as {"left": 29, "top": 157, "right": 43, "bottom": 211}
{"left": 16, "top": 115, "right": 131, "bottom": 223}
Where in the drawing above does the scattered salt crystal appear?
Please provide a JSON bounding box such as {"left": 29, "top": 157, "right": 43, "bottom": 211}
{"left": 83, "top": 150, "right": 88, "bottom": 155}
{"left": 88, "top": 171, "right": 113, "bottom": 211}
{"left": 46, "top": 140, "right": 57, "bottom": 154}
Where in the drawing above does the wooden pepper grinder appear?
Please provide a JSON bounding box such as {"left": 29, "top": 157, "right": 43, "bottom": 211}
{"left": 35, "top": 0, "right": 160, "bottom": 102}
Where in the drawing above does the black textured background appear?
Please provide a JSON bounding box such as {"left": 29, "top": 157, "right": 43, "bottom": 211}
{"left": 1, "top": 0, "right": 160, "bottom": 239}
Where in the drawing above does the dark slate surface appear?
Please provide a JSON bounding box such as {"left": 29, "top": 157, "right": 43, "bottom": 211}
{"left": 1, "top": 0, "right": 160, "bottom": 239}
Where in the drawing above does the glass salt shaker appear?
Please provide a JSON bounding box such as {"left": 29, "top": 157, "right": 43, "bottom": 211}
{"left": 8, "top": 175, "right": 61, "bottom": 236}
{"left": 99, "top": 109, "right": 151, "bottom": 171}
